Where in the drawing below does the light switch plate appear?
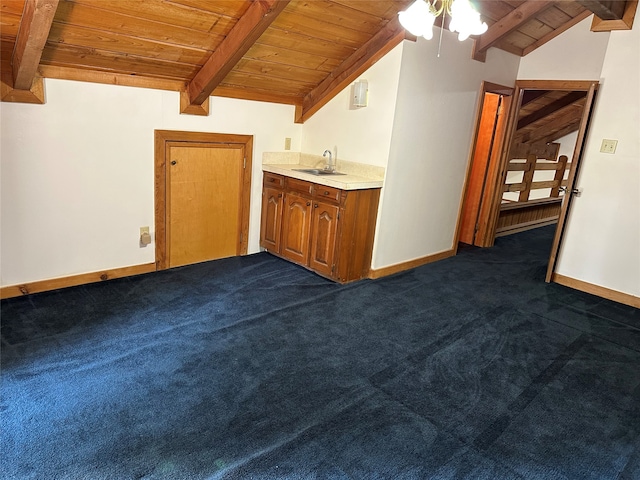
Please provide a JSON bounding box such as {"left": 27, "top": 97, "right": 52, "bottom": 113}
{"left": 600, "top": 139, "right": 617, "bottom": 154}
{"left": 284, "top": 137, "right": 291, "bottom": 150}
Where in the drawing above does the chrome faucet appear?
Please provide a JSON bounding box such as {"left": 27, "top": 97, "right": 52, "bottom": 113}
{"left": 323, "top": 149, "right": 334, "bottom": 172}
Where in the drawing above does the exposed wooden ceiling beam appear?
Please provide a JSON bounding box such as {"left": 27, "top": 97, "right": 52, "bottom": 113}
{"left": 12, "top": 0, "right": 59, "bottom": 90}
{"left": 516, "top": 107, "right": 584, "bottom": 144}
{"left": 517, "top": 91, "right": 587, "bottom": 130}
{"left": 538, "top": 121, "right": 582, "bottom": 144}
{"left": 521, "top": 90, "right": 549, "bottom": 106}
{"left": 576, "top": 0, "right": 626, "bottom": 20}
{"left": 472, "top": 0, "right": 554, "bottom": 62}
{"left": 184, "top": 0, "right": 289, "bottom": 112}
{"left": 297, "top": 17, "right": 410, "bottom": 124}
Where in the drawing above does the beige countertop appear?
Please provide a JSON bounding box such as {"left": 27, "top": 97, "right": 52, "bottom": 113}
{"left": 262, "top": 152, "right": 384, "bottom": 191}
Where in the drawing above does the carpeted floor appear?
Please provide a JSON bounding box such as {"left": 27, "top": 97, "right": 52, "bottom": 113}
{"left": 1, "top": 226, "right": 639, "bottom": 479}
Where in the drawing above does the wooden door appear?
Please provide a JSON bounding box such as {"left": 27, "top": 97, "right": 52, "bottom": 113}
{"left": 309, "top": 201, "right": 339, "bottom": 277}
{"left": 457, "top": 82, "right": 513, "bottom": 247}
{"left": 459, "top": 93, "right": 502, "bottom": 244}
{"left": 545, "top": 82, "right": 598, "bottom": 281}
{"left": 167, "top": 144, "right": 243, "bottom": 268}
{"left": 281, "top": 194, "right": 312, "bottom": 265}
{"left": 260, "top": 186, "right": 283, "bottom": 253}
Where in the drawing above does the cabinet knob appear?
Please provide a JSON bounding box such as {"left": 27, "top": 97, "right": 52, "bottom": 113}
{"left": 314, "top": 204, "right": 318, "bottom": 208}
{"left": 323, "top": 191, "right": 329, "bottom": 195}
{"left": 306, "top": 201, "right": 311, "bottom": 206}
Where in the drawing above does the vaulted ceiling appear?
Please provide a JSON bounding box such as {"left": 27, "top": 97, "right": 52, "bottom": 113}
{"left": 1, "top": 0, "right": 636, "bottom": 122}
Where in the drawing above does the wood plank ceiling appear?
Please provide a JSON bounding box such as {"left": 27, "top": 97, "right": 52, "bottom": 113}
{"left": 515, "top": 89, "right": 588, "bottom": 145}
{"left": 0, "top": 0, "right": 635, "bottom": 122}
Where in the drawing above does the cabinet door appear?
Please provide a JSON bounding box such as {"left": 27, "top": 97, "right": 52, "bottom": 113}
{"left": 309, "top": 201, "right": 340, "bottom": 277}
{"left": 281, "top": 194, "right": 312, "bottom": 265}
{"left": 260, "top": 186, "right": 283, "bottom": 253}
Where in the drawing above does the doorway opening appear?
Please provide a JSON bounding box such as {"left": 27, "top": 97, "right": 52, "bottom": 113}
{"left": 457, "top": 80, "right": 599, "bottom": 282}
{"left": 154, "top": 130, "right": 253, "bottom": 270}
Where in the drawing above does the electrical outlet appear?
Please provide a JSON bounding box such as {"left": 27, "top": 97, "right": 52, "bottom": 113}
{"left": 600, "top": 139, "right": 618, "bottom": 154}
{"left": 284, "top": 137, "right": 291, "bottom": 150}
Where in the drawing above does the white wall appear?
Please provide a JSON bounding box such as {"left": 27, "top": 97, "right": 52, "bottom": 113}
{"left": 301, "top": 44, "right": 404, "bottom": 167}
{"left": 554, "top": 25, "right": 640, "bottom": 297}
{"left": 517, "top": 17, "right": 610, "bottom": 80}
{"left": 0, "top": 80, "right": 301, "bottom": 286}
{"left": 371, "top": 33, "right": 520, "bottom": 268}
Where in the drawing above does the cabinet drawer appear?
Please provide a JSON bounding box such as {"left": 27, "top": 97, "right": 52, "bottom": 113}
{"left": 286, "top": 177, "right": 312, "bottom": 196}
{"left": 263, "top": 172, "right": 284, "bottom": 188}
{"left": 313, "top": 185, "right": 341, "bottom": 203}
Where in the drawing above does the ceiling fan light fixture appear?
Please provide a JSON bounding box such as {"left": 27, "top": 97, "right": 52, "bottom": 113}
{"left": 398, "top": 0, "right": 487, "bottom": 42}
{"left": 449, "top": 0, "right": 488, "bottom": 41}
{"left": 398, "top": 0, "right": 437, "bottom": 38}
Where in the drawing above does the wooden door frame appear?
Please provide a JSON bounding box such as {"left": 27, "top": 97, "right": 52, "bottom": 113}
{"left": 480, "top": 80, "right": 598, "bottom": 280}
{"left": 154, "top": 130, "right": 253, "bottom": 270}
{"left": 455, "top": 81, "right": 513, "bottom": 251}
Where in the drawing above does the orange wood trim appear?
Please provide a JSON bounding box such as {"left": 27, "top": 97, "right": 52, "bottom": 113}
{"left": 0, "top": 263, "right": 156, "bottom": 299}
{"left": 39, "top": 67, "right": 302, "bottom": 109}
{"left": 515, "top": 80, "right": 600, "bottom": 91}
{"left": 1, "top": 73, "right": 45, "bottom": 103}
{"left": 180, "top": 90, "right": 209, "bottom": 115}
{"left": 154, "top": 130, "right": 253, "bottom": 270}
{"left": 12, "top": 0, "right": 59, "bottom": 90}
{"left": 590, "top": 0, "right": 637, "bottom": 30}
{"left": 499, "top": 196, "right": 563, "bottom": 211}
{"left": 299, "top": 17, "right": 407, "bottom": 123}
{"left": 495, "top": 217, "right": 558, "bottom": 236}
{"left": 155, "top": 131, "right": 170, "bottom": 270}
{"left": 552, "top": 273, "right": 640, "bottom": 308}
{"left": 472, "top": 1, "right": 554, "bottom": 61}
{"left": 369, "top": 248, "right": 456, "bottom": 279}
{"left": 39, "top": 65, "right": 187, "bottom": 91}
{"left": 186, "top": 0, "right": 290, "bottom": 106}
{"left": 240, "top": 137, "right": 253, "bottom": 256}
{"left": 212, "top": 85, "right": 303, "bottom": 106}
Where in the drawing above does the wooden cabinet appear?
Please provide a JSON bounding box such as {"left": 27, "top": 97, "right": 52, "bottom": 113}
{"left": 260, "top": 173, "right": 285, "bottom": 253}
{"left": 281, "top": 194, "right": 312, "bottom": 264}
{"left": 260, "top": 185, "right": 283, "bottom": 253}
{"left": 309, "top": 201, "right": 339, "bottom": 277}
{"left": 260, "top": 172, "right": 380, "bottom": 283}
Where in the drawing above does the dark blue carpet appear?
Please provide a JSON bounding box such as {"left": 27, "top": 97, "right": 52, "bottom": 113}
{"left": 2, "top": 226, "right": 639, "bottom": 479}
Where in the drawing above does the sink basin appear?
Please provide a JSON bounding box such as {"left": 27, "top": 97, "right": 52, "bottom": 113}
{"left": 293, "top": 168, "right": 346, "bottom": 176}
